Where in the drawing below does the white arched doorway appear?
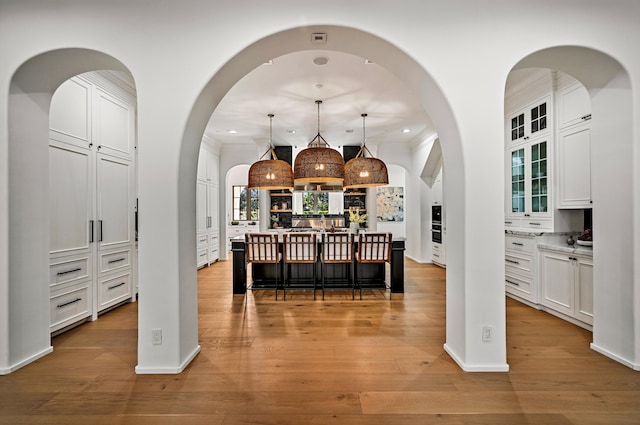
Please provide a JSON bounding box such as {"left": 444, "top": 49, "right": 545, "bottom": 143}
{"left": 507, "top": 46, "right": 638, "bottom": 369}
{"left": 2, "top": 49, "right": 135, "bottom": 374}
{"left": 160, "top": 24, "right": 508, "bottom": 374}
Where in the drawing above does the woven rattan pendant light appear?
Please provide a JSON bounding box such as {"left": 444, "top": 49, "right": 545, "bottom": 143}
{"left": 247, "top": 114, "right": 294, "bottom": 190}
{"left": 293, "top": 100, "right": 344, "bottom": 185}
{"left": 343, "top": 113, "right": 389, "bottom": 188}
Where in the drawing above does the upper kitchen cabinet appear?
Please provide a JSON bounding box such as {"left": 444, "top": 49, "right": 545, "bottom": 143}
{"left": 555, "top": 77, "right": 593, "bottom": 209}
{"left": 505, "top": 137, "right": 552, "bottom": 230}
{"left": 556, "top": 79, "right": 591, "bottom": 130}
{"left": 507, "top": 95, "right": 551, "bottom": 145}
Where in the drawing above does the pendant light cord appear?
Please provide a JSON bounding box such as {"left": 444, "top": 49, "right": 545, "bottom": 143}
{"left": 259, "top": 113, "right": 278, "bottom": 160}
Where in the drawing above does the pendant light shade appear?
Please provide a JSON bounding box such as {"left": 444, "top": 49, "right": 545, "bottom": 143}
{"left": 293, "top": 100, "right": 345, "bottom": 184}
{"left": 343, "top": 113, "right": 389, "bottom": 188}
{"left": 247, "top": 114, "right": 294, "bottom": 190}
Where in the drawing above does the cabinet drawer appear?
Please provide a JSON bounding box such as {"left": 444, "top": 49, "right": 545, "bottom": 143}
{"left": 197, "top": 247, "right": 208, "bottom": 267}
{"left": 99, "top": 249, "right": 131, "bottom": 275}
{"left": 505, "top": 234, "right": 535, "bottom": 253}
{"left": 520, "top": 218, "right": 551, "bottom": 231}
{"left": 505, "top": 252, "right": 534, "bottom": 277}
{"left": 98, "top": 272, "right": 131, "bottom": 311}
{"left": 505, "top": 273, "right": 533, "bottom": 299}
{"left": 50, "top": 256, "right": 91, "bottom": 288}
{"left": 197, "top": 232, "right": 209, "bottom": 249}
{"left": 50, "top": 284, "right": 91, "bottom": 331}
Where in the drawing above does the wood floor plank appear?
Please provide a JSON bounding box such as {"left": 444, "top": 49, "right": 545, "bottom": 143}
{"left": 1, "top": 258, "right": 639, "bottom": 425}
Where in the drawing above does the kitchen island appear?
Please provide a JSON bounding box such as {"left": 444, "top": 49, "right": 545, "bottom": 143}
{"left": 231, "top": 233, "right": 405, "bottom": 295}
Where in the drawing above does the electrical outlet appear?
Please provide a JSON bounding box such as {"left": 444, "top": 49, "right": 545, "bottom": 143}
{"left": 152, "top": 328, "right": 162, "bottom": 345}
{"left": 482, "top": 326, "right": 493, "bottom": 343}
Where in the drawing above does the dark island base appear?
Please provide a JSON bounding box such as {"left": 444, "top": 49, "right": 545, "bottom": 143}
{"left": 231, "top": 237, "right": 405, "bottom": 295}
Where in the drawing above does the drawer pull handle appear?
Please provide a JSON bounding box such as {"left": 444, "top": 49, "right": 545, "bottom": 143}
{"left": 57, "top": 298, "right": 82, "bottom": 308}
{"left": 581, "top": 114, "right": 592, "bottom": 120}
{"left": 529, "top": 222, "right": 541, "bottom": 226}
{"left": 433, "top": 254, "right": 440, "bottom": 257}
{"left": 512, "top": 242, "right": 524, "bottom": 246}
{"left": 505, "top": 221, "right": 512, "bottom": 224}
{"left": 57, "top": 267, "right": 82, "bottom": 276}
{"left": 108, "top": 257, "right": 126, "bottom": 264}
{"left": 506, "top": 279, "right": 520, "bottom": 286}
{"left": 108, "top": 282, "right": 126, "bottom": 290}
{"left": 505, "top": 258, "right": 520, "bottom": 264}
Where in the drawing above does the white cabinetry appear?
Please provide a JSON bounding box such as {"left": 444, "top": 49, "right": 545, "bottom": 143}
{"left": 49, "top": 74, "right": 136, "bottom": 333}
{"left": 557, "top": 122, "right": 592, "bottom": 208}
{"left": 504, "top": 234, "right": 538, "bottom": 303}
{"left": 196, "top": 147, "right": 220, "bottom": 267}
{"left": 556, "top": 80, "right": 591, "bottom": 129}
{"left": 539, "top": 249, "right": 593, "bottom": 327}
{"left": 505, "top": 94, "right": 554, "bottom": 232}
{"left": 555, "top": 79, "right": 593, "bottom": 209}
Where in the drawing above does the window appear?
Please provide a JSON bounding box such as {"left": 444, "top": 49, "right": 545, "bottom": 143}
{"left": 302, "top": 192, "right": 328, "bottom": 214}
{"left": 232, "top": 185, "right": 259, "bottom": 221}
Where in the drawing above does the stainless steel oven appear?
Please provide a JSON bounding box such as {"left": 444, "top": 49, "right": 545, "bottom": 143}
{"left": 431, "top": 223, "right": 442, "bottom": 243}
{"left": 432, "top": 205, "right": 442, "bottom": 224}
{"left": 431, "top": 205, "right": 442, "bottom": 243}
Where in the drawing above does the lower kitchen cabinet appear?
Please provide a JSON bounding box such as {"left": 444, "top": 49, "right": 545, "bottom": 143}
{"left": 504, "top": 234, "right": 537, "bottom": 304}
{"left": 539, "top": 248, "right": 593, "bottom": 327}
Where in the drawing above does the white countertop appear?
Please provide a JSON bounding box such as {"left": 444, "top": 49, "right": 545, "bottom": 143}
{"left": 536, "top": 234, "right": 593, "bottom": 257}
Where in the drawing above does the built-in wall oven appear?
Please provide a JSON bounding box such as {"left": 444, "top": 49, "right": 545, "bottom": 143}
{"left": 431, "top": 205, "right": 442, "bottom": 243}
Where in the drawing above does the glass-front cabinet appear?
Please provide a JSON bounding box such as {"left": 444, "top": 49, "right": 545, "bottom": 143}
{"left": 506, "top": 138, "right": 551, "bottom": 230}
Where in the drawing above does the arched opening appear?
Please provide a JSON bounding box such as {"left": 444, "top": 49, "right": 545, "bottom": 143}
{"left": 152, "top": 24, "right": 493, "bottom": 374}
{"left": 505, "top": 46, "right": 637, "bottom": 368}
{"left": 2, "top": 49, "right": 136, "bottom": 373}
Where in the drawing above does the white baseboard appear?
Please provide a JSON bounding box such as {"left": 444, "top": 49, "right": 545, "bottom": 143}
{"left": 443, "top": 343, "right": 510, "bottom": 372}
{"left": 0, "top": 345, "right": 53, "bottom": 375}
{"left": 135, "top": 344, "right": 201, "bottom": 374}
{"left": 590, "top": 343, "right": 640, "bottom": 371}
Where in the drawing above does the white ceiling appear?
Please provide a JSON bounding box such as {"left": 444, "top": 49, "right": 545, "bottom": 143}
{"left": 204, "top": 50, "right": 434, "bottom": 150}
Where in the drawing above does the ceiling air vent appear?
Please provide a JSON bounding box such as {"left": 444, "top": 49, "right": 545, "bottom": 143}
{"left": 311, "top": 33, "right": 327, "bottom": 44}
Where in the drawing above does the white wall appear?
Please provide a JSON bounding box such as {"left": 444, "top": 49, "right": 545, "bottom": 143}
{"left": 1, "top": 0, "right": 638, "bottom": 374}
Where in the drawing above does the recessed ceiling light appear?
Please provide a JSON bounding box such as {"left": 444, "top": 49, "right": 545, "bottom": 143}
{"left": 402, "top": 128, "right": 411, "bottom": 133}
{"left": 313, "top": 56, "right": 329, "bottom": 66}
{"left": 263, "top": 60, "right": 273, "bottom": 66}
{"left": 227, "top": 130, "right": 237, "bottom": 134}
{"left": 364, "top": 59, "right": 374, "bottom": 65}
{"left": 286, "top": 129, "right": 296, "bottom": 134}
{"left": 345, "top": 129, "right": 354, "bottom": 133}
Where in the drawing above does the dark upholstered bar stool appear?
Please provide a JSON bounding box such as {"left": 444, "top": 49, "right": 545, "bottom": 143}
{"left": 355, "top": 232, "right": 392, "bottom": 300}
{"left": 282, "top": 233, "right": 318, "bottom": 300}
{"left": 320, "top": 233, "right": 355, "bottom": 300}
{"left": 245, "top": 233, "right": 282, "bottom": 300}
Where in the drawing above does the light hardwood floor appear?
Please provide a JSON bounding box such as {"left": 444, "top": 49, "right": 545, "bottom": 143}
{"left": 1, "top": 258, "right": 639, "bottom": 424}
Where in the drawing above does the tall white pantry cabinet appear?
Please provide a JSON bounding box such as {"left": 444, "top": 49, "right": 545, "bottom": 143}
{"left": 48, "top": 73, "right": 137, "bottom": 333}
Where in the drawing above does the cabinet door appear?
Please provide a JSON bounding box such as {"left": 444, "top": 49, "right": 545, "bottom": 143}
{"left": 49, "top": 77, "right": 91, "bottom": 147}
{"left": 540, "top": 251, "right": 574, "bottom": 316}
{"left": 49, "top": 142, "right": 93, "bottom": 256}
{"left": 94, "top": 88, "right": 135, "bottom": 159}
{"left": 508, "top": 97, "right": 550, "bottom": 143}
{"left": 208, "top": 184, "right": 219, "bottom": 231}
{"left": 557, "top": 81, "right": 591, "bottom": 129}
{"left": 557, "top": 123, "right": 591, "bottom": 208}
{"left": 96, "top": 154, "right": 133, "bottom": 250}
{"left": 196, "top": 181, "right": 208, "bottom": 233}
{"left": 508, "top": 147, "right": 526, "bottom": 215}
{"left": 575, "top": 258, "right": 594, "bottom": 324}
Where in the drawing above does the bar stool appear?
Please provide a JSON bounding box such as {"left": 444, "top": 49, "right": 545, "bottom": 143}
{"left": 282, "top": 233, "right": 318, "bottom": 300}
{"left": 320, "top": 233, "right": 355, "bottom": 300}
{"left": 245, "top": 233, "right": 282, "bottom": 300}
{"left": 355, "top": 232, "right": 392, "bottom": 300}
